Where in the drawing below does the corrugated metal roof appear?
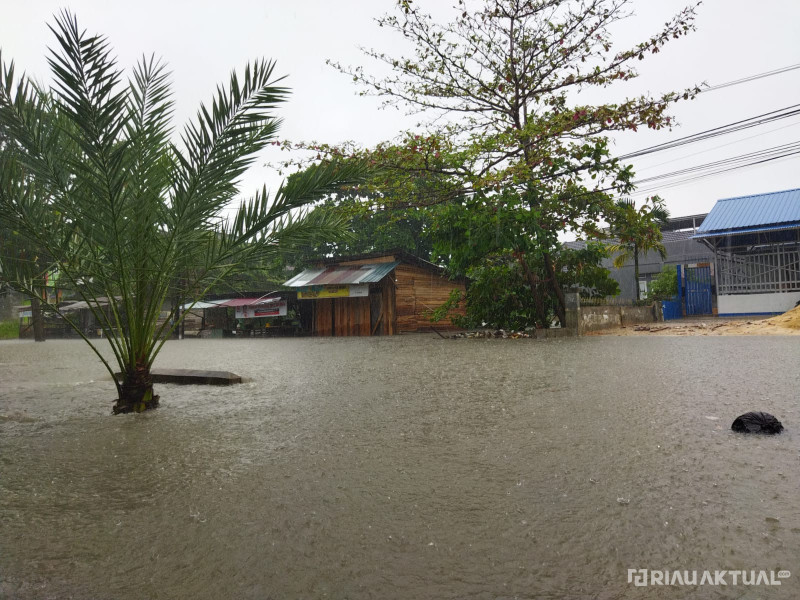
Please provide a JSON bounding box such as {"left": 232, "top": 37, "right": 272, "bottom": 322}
{"left": 692, "top": 223, "right": 800, "bottom": 238}
{"left": 662, "top": 230, "right": 701, "bottom": 242}
{"left": 283, "top": 261, "right": 399, "bottom": 287}
{"left": 180, "top": 299, "right": 233, "bottom": 310}
{"left": 180, "top": 297, "right": 281, "bottom": 310}
{"left": 218, "top": 298, "right": 278, "bottom": 307}
{"left": 694, "top": 188, "right": 800, "bottom": 236}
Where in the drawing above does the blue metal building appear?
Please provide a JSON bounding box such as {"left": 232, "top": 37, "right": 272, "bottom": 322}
{"left": 693, "top": 188, "right": 800, "bottom": 316}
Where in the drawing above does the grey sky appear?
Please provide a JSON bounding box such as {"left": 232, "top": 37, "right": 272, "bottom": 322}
{"left": 2, "top": 0, "right": 798, "bottom": 225}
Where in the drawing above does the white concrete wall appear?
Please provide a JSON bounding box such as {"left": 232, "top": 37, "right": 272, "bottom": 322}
{"left": 718, "top": 292, "right": 800, "bottom": 316}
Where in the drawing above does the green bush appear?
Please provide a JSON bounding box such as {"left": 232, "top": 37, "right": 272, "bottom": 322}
{"left": 647, "top": 265, "right": 678, "bottom": 302}
{"left": 430, "top": 245, "right": 622, "bottom": 330}
{"left": 0, "top": 320, "right": 20, "bottom": 339}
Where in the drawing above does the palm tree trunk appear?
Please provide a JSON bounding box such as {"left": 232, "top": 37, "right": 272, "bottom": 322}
{"left": 31, "top": 293, "right": 46, "bottom": 342}
{"left": 113, "top": 363, "right": 159, "bottom": 414}
{"left": 634, "top": 244, "right": 640, "bottom": 302}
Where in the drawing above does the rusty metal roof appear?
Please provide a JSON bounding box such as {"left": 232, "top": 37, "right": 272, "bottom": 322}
{"left": 283, "top": 261, "right": 400, "bottom": 287}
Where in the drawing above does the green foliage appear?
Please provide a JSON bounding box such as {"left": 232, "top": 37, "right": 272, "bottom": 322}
{"left": 325, "top": 0, "right": 699, "bottom": 325}
{"left": 299, "top": 191, "right": 436, "bottom": 261}
{"left": 607, "top": 196, "right": 669, "bottom": 300}
{"left": 0, "top": 12, "right": 367, "bottom": 408}
{"left": 461, "top": 253, "right": 540, "bottom": 330}
{"left": 557, "top": 243, "right": 620, "bottom": 298}
{"left": 0, "top": 319, "right": 19, "bottom": 339}
{"left": 646, "top": 265, "right": 679, "bottom": 302}
{"left": 607, "top": 197, "right": 670, "bottom": 266}
{"left": 434, "top": 244, "right": 618, "bottom": 330}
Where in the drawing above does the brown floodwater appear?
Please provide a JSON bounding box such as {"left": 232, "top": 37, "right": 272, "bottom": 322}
{"left": 1, "top": 335, "right": 798, "bottom": 599}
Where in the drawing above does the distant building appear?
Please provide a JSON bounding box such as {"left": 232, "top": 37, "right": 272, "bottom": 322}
{"left": 566, "top": 213, "right": 714, "bottom": 302}
{"left": 693, "top": 187, "right": 800, "bottom": 316}
{"left": 283, "top": 250, "right": 465, "bottom": 336}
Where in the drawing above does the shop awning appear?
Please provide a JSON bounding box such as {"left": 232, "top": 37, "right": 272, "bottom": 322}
{"left": 180, "top": 297, "right": 282, "bottom": 311}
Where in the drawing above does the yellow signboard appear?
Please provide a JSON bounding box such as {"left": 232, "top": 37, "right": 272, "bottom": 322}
{"left": 298, "top": 286, "right": 350, "bottom": 299}
{"left": 298, "top": 284, "right": 368, "bottom": 299}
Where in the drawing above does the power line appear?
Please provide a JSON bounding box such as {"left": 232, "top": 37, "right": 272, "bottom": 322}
{"left": 608, "top": 103, "right": 800, "bottom": 193}
{"left": 619, "top": 104, "right": 800, "bottom": 160}
{"left": 629, "top": 148, "right": 800, "bottom": 196}
{"left": 633, "top": 119, "right": 800, "bottom": 173}
{"left": 634, "top": 142, "right": 800, "bottom": 185}
{"left": 700, "top": 63, "right": 800, "bottom": 93}
{"left": 619, "top": 63, "right": 800, "bottom": 159}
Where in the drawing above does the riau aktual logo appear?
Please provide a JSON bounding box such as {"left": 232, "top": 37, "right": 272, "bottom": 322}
{"left": 627, "top": 569, "right": 791, "bottom": 587}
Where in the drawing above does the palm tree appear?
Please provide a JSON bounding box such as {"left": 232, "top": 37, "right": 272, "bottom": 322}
{"left": 0, "top": 12, "right": 366, "bottom": 414}
{"left": 607, "top": 197, "right": 670, "bottom": 301}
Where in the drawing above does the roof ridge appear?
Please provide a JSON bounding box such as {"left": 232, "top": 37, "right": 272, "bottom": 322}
{"left": 718, "top": 187, "right": 800, "bottom": 202}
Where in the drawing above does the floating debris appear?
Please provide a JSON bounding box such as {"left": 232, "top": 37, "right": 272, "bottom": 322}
{"left": 450, "top": 329, "right": 533, "bottom": 339}
{"left": 731, "top": 412, "right": 784, "bottom": 435}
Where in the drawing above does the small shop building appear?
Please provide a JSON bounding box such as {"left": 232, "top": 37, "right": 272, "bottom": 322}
{"left": 283, "top": 250, "right": 465, "bottom": 336}
{"left": 178, "top": 293, "right": 299, "bottom": 337}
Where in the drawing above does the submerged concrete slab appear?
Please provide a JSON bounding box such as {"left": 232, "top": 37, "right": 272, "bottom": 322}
{"left": 152, "top": 369, "right": 242, "bottom": 385}
{"left": 116, "top": 369, "right": 242, "bottom": 386}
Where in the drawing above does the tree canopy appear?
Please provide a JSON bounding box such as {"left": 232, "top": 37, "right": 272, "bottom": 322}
{"left": 323, "top": 0, "right": 698, "bottom": 326}
{"left": 607, "top": 196, "right": 670, "bottom": 300}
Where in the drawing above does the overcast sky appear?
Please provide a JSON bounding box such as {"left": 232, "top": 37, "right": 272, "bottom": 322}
{"left": 2, "top": 0, "right": 798, "bottom": 229}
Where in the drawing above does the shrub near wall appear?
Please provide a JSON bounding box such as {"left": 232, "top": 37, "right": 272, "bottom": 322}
{"left": 0, "top": 320, "right": 20, "bottom": 339}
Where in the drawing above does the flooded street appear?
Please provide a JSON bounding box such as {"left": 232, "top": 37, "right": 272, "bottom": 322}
{"left": 1, "top": 336, "right": 799, "bottom": 599}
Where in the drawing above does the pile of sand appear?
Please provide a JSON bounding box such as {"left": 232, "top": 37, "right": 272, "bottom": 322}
{"left": 587, "top": 303, "right": 800, "bottom": 336}
{"left": 764, "top": 304, "right": 800, "bottom": 329}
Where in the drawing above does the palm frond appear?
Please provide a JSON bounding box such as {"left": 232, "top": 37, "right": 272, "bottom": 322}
{"left": 170, "top": 59, "right": 288, "bottom": 227}
{"left": 2, "top": 11, "right": 378, "bottom": 410}
{"left": 270, "top": 159, "right": 372, "bottom": 220}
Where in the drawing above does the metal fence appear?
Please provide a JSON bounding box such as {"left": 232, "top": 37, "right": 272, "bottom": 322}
{"left": 716, "top": 243, "right": 800, "bottom": 294}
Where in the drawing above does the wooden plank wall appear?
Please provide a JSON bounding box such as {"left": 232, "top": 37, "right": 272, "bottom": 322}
{"left": 381, "top": 277, "right": 396, "bottom": 335}
{"left": 394, "top": 264, "right": 465, "bottom": 332}
{"left": 336, "top": 255, "right": 397, "bottom": 266}
{"left": 313, "top": 297, "right": 370, "bottom": 336}
{"left": 313, "top": 299, "right": 333, "bottom": 336}
{"left": 333, "top": 297, "right": 371, "bottom": 336}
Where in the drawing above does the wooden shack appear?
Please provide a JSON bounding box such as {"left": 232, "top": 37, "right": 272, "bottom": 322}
{"left": 284, "top": 251, "right": 465, "bottom": 336}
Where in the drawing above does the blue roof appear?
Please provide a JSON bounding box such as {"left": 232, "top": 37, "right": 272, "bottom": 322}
{"left": 693, "top": 188, "right": 800, "bottom": 238}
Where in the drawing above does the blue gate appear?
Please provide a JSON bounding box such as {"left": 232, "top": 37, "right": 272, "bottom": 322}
{"left": 662, "top": 298, "right": 682, "bottom": 320}
{"left": 684, "top": 264, "right": 713, "bottom": 316}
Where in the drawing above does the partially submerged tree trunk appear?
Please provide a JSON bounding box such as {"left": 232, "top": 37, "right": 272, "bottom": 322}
{"left": 515, "top": 251, "right": 547, "bottom": 328}
{"left": 31, "top": 293, "right": 46, "bottom": 342}
{"left": 543, "top": 252, "right": 567, "bottom": 327}
{"left": 113, "top": 364, "right": 160, "bottom": 414}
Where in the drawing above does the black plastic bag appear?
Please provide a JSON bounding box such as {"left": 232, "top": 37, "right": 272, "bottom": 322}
{"left": 731, "top": 412, "right": 784, "bottom": 434}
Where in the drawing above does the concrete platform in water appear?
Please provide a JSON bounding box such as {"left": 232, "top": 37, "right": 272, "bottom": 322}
{"left": 115, "top": 369, "right": 242, "bottom": 385}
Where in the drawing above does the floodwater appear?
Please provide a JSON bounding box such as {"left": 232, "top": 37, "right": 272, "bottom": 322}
{"left": 1, "top": 335, "right": 798, "bottom": 600}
